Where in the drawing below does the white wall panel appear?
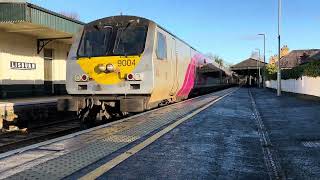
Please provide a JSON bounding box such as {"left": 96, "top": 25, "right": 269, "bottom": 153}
{"left": 0, "top": 30, "right": 43, "bottom": 84}
{"left": 266, "top": 77, "right": 320, "bottom": 97}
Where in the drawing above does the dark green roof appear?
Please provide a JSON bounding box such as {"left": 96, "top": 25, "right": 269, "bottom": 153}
{"left": 0, "top": 2, "right": 84, "bottom": 34}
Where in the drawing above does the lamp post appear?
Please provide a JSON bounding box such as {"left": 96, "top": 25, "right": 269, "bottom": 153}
{"left": 258, "top": 33, "right": 266, "bottom": 88}
{"left": 277, "top": 0, "right": 282, "bottom": 96}
{"left": 255, "top": 48, "right": 261, "bottom": 88}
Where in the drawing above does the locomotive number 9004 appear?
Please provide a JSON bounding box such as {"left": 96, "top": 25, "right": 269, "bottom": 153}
{"left": 118, "top": 59, "right": 136, "bottom": 67}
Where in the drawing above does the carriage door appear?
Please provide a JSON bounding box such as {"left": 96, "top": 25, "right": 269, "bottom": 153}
{"left": 169, "top": 38, "right": 178, "bottom": 96}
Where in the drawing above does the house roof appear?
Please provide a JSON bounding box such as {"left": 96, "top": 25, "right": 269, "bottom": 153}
{"left": 306, "top": 51, "right": 320, "bottom": 62}
{"left": 279, "top": 49, "right": 320, "bottom": 68}
{"left": 230, "top": 58, "right": 267, "bottom": 71}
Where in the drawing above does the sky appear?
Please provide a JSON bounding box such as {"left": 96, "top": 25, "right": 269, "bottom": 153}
{"left": 29, "top": 0, "right": 320, "bottom": 64}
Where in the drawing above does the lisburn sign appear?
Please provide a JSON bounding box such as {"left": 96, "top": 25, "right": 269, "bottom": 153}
{"left": 10, "top": 61, "right": 36, "bottom": 70}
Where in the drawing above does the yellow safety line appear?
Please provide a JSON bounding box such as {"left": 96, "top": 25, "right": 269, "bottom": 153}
{"left": 79, "top": 89, "right": 237, "bottom": 180}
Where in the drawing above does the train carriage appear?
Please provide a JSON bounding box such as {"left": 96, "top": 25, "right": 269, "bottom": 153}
{"left": 59, "top": 15, "right": 234, "bottom": 125}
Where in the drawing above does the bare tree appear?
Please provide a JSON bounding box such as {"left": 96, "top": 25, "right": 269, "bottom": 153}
{"left": 60, "top": 11, "right": 80, "bottom": 21}
{"left": 224, "top": 62, "right": 234, "bottom": 69}
{"left": 206, "top": 53, "right": 215, "bottom": 60}
{"left": 206, "top": 53, "right": 225, "bottom": 67}
{"left": 213, "top": 55, "right": 224, "bottom": 67}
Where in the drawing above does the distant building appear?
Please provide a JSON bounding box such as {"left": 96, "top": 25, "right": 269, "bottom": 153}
{"left": 279, "top": 49, "right": 320, "bottom": 69}
{"left": 230, "top": 58, "right": 267, "bottom": 87}
{"left": 269, "top": 45, "right": 290, "bottom": 64}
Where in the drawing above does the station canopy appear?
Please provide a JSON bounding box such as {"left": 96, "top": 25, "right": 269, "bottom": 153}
{"left": 230, "top": 58, "right": 267, "bottom": 77}
{"left": 0, "top": 2, "right": 84, "bottom": 45}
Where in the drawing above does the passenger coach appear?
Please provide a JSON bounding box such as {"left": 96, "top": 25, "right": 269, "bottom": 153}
{"left": 59, "top": 15, "right": 235, "bottom": 125}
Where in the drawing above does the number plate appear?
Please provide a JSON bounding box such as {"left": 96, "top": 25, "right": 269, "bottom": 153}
{"left": 118, "top": 59, "right": 136, "bottom": 67}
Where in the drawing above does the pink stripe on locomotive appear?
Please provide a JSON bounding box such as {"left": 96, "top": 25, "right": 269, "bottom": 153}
{"left": 176, "top": 54, "right": 201, "bottom": 98}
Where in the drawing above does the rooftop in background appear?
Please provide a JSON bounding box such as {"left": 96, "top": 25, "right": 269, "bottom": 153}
{"left": 0, "top": 2, "right": 84, "bottom": 42}
{"left": 230, "top": 58, "right": 267, "bottom": 71}
{"left": 279, "top": 49, "right": 320, "bottom": 69}
{"left": 308, "top": 51, "right": 320, "bottom": 61}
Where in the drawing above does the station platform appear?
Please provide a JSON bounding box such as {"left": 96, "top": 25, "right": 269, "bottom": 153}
{"left": 0, "top": 95, "right": 69, "bottom": 106}
{"left": 0, "top": 88, "right": 319, "bottom": 179}
{"left": 0, "top": 95, "right": 70, "bottom": 130}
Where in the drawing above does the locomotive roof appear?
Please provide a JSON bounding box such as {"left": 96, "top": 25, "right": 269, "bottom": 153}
{"left": 87, "top": 15, "right": 197, "bottom": 51}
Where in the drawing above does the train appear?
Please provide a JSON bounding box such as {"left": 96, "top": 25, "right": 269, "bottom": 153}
{"left": 58, "top": 15, "right": 237, "bottom": 126}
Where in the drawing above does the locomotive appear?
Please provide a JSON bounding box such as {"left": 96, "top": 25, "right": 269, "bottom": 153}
{"left": 58, "top": 16, "right": 236, "bottom": 125}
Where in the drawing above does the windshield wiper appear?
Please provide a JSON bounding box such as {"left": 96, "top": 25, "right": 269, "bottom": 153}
{"left": 123, "top": 22, "right": 132, "bottom": 32}
{"left": 93, "top": 25, "right": 100, "bottom": 31}
{"left": 114, "top": 25, "right": 130, "bottom": 56}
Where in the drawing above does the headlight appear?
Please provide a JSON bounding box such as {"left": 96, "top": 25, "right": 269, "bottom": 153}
{"left": 98, "top": 64, "right": 107, "bottom": 72}
{"left": 74, "top": 75, "right": 81, "bottom": 81}
{"left": 106, "top": 64, "right": 115, "bottom": 72}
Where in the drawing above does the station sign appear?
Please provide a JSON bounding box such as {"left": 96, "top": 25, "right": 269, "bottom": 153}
{"left": 10, "top": 61, "right": 36, "bottom": 70}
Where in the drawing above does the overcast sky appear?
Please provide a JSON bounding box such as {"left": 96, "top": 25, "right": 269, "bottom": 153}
{"left": 30, "top": 0, "right": 320, "bottom": 64}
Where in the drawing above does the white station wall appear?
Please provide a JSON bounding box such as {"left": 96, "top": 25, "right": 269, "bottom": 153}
{"left": 266, "top": 77, "right": 320, "bottom": 97}
{"left": 0, "top": 30, "right": 43, "bottom": 84}
{"left": 0, "top": 30, "right": 70, "bottom": 85}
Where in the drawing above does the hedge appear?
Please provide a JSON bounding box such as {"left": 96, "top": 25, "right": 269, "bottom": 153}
{"left": 266, "top": 61, "right": 320, "bottom": 80}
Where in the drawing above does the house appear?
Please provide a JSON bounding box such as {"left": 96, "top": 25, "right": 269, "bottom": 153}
{"left": 279, "top": 49, "right": 320, "bottom": 69}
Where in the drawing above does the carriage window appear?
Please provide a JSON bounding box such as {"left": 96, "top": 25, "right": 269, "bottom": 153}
{"left": 156, "top": 32, "right": 167, "bottom": 60}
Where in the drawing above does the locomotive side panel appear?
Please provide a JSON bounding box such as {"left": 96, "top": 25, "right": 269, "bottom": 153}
{"left": 174, "top": 40, "right": 195, "bottom": 100}
{"left": 148, "top": 26, "right": 195, "bottom": 108}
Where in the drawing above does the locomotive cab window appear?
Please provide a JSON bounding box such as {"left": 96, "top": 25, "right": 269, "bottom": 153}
{"left": 78, "top": 26, "right": 113, "bottom": 57}
{"left": 156, "top": 32, "right": 167, "bottom": 60}
{"left": 77, "top": 25, "right": 148, "bottom": 57}
{"left": 113, "top": 26, "right": 148, "bottom": 56}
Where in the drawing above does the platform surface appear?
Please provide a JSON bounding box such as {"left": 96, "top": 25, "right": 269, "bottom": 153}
{"left": 0, "top": 88, "right": 320, "bottom": 180}
{"left": 0, "top": 95, "right": 69, "bottom": 106}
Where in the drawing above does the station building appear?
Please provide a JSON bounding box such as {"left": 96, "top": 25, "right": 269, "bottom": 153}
{"left": 230, "top": 58, "right": 267, "bottom": 87}
{"left": 0, "top": 2, "right": 84, "bottom": 99}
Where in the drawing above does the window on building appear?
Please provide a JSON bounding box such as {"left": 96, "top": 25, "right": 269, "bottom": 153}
{"left": 44, "top": 49, "right": 54, "bottom": 60}
{"left": 156, "top": 32, "right": 167, "bottom": 60}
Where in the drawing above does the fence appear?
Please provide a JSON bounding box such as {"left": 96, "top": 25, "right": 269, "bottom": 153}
{"left": 266, "top": 76, "right": 320, "bottom": 97}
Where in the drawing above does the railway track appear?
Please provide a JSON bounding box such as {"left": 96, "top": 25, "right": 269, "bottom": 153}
{"left": 0, "top": 119, "right": 80, "bottom": 153}
{"left": 0, "top": 113, "right": 131, "bottom": 153}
